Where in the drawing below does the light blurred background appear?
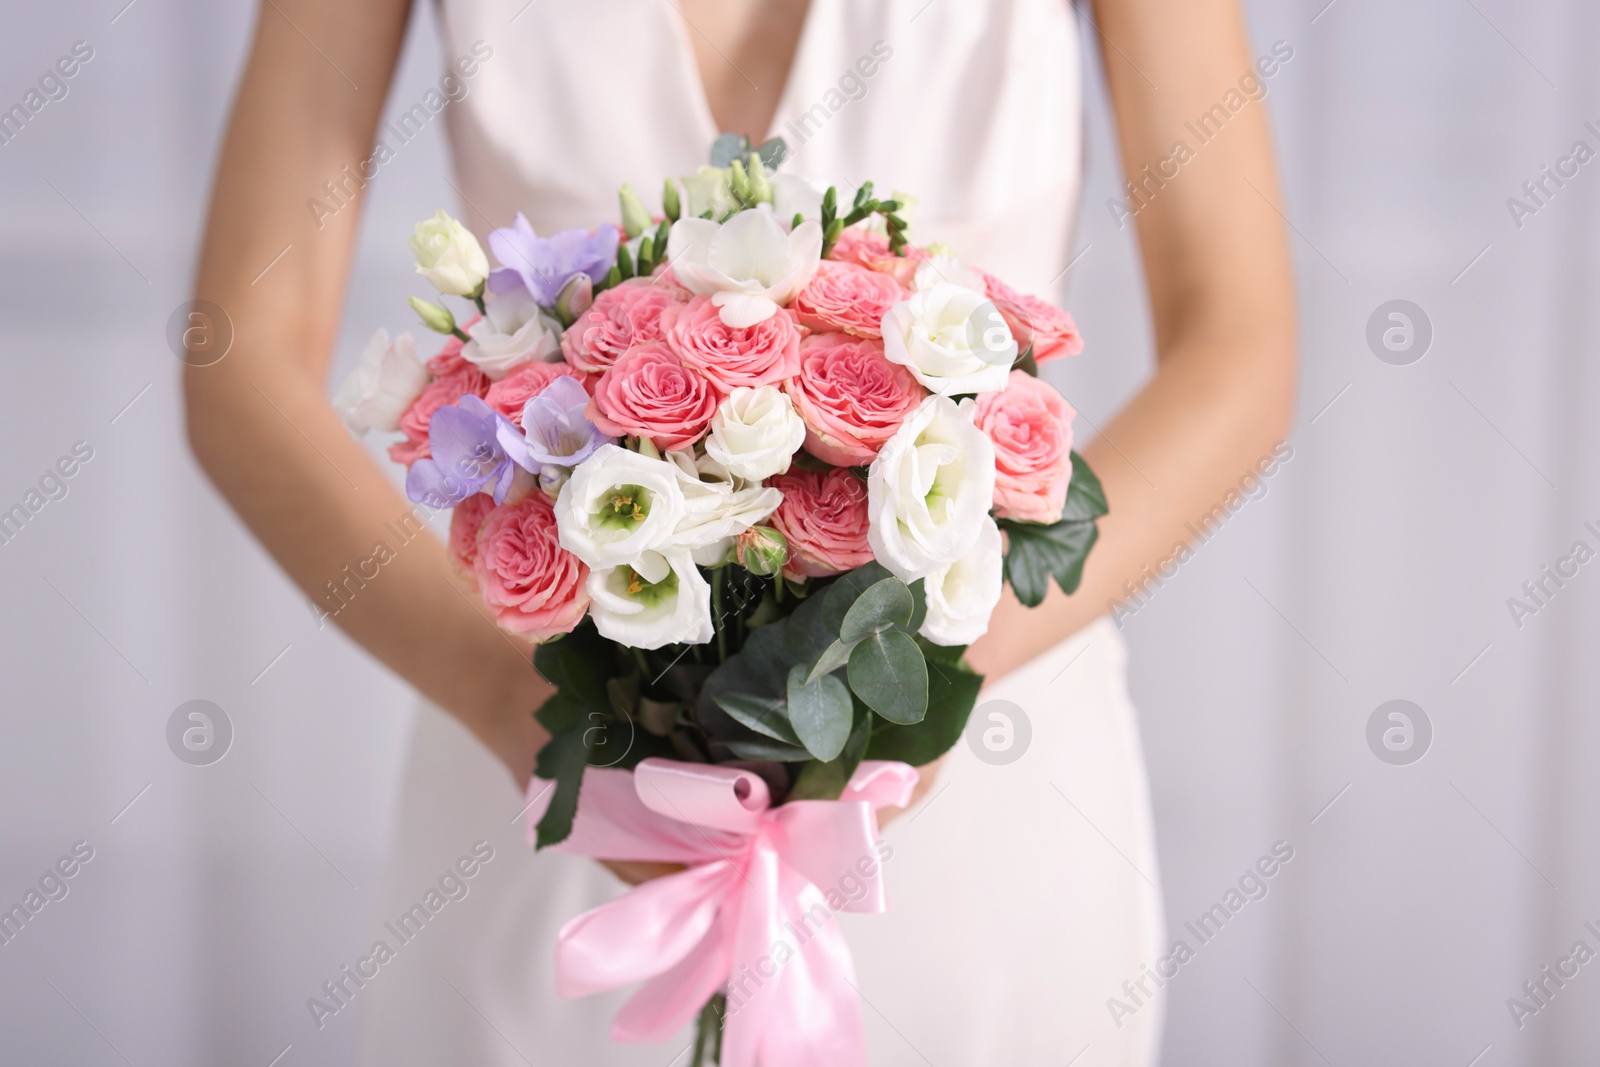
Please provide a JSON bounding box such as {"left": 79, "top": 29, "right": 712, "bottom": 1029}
{"left": 1, "top": 1, "right": 1597, "bottom": 1064}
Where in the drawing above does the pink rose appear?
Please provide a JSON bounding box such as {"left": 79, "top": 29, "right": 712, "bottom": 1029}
{"left": 767, "top": 467, "right": 874, "bottom": 578}
{"left": 448, "top": 492, "right": 497, "bottom": 580}
{"left": 484, "top": 361, "right": 591, "bottom": 427}
{"left": 389, "top": 360, "right": 491, "bottom": 466}
{"left": 790, "top": 260, "right": 908, "bottom": 338}
{"left": 828, "top": 229, "right": 926, "bottom": 287}
{"left": 473, "top": 492, "right": 590, "bottom": 639}
{"left": 560, "top": 278, "right": 691, "bottom": 374}
{"left": 588, "top": 341, "right": 720, "bottom": 450}
{"left": 973, "top": 370, "right": 1076, "bottom": 523}
{"left": 663, "top": 296, "right": 801, "bottom": 392}
{"left": 980, "top": 271, "right": 1084, "bottom": 364}
{"left": 785, "top": 333, "right": 925, "bottom": 466}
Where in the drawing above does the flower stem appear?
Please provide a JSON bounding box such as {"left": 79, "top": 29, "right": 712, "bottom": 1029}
{"left": 711, "top": 569, "right": 728, "bottom": 662}
{"left": 691, "top": 994, "right": 726, "bottom": 1065}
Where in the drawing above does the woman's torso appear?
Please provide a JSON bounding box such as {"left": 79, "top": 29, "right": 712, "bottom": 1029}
{"left": 436, "top": 0, "right": 1083, "bottom": 296}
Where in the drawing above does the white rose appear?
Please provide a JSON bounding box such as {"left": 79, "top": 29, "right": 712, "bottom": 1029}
{"left": 332, "top": 328, "right": 429, "bottom": 435}
{"left": 920, "top": 516, "right": 1003, "bottom": 646}
{"left": 912, "top": 253, "right": 985, "bottom": 295}
{"left": 666, "top": 449, "right": 782, "bottom": 567}
{"left": 461, "top": 284, "right": 561, "bottom": 380}
{"left": 880, "top": 283, "right": 1016, "bottom": 396}
{"left": 666, "top": 209, "right": 822, "bottom": 327}
{"left": 703, "top": 387, "right": 806, "bottom": 482}
{"left": 555, "top": 445, "right": 686, "bottom": 568}
{"left": 867, "top": 394, "right": 997, "bottom": 582}
{"left": 408, "top": 210, "right": 489, "bottom": 297}
{"left": 587, "top": 547, "right": 714, "bottom": 650}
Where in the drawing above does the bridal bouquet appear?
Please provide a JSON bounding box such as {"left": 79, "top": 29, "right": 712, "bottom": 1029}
{"left": 337, "top": 135, "right": 1104, "bottom": 1066}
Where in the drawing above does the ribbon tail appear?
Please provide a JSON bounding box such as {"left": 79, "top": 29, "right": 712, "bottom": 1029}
{"left": 760, "top": 865, "right": 868, "bottom": 1067}
{"left": 556, "top": 861, "right": 738, "bottom": 998}
{"left": 611, "top": 909, "right": 733, "bottom": 1043}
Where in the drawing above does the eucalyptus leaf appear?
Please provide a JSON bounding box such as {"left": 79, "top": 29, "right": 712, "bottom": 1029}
{"left": 804, "top": 638, "right": 856, "bottom": 685}
{"left": 712, "top": 690, "right": 801, "bottom": 745}
{"left": 821, "top": 562, "right": 894, "bottom": 632}
{"left": 725, "top": 738, "right": 814, "bottom": 762}
{"left": 709, "top": 132, "right": 749, "bottom": 168}
{"left": 838, "top": 577, "right": 914, "bottom": 643}
{"left": 847, "top": 628, "right": 928, "bottom": 725}
{"left": 786, "top": 664, "right": 853, "bottom": 762}
{"left": 866, "top": 661, "right": 983, "bottom": 766}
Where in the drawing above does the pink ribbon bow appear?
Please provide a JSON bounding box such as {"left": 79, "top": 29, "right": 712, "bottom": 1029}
{"left": 524, "top": 757, "right": 918, "bottom": 1067}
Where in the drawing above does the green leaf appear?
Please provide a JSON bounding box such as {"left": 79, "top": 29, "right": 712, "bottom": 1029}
{"left": 725, "top": 738, "right": 814, "bottom": 761}
{"left": 847, "top": 629, "right": 928, "bottom": 724}
{"left": 788, "top": 700, "right": 872, "bottom": 801}
{"left": 906, "top": 578, "right": 928, "bottom": 634}
{"left": 839, "top": 577, "right": 914, "bottom": 643}
{"left": 866, "top": 661, "right": 983, "bottom": 766}
{"left": 821, "top": 562, "right": 894, "bottom": 630}
{"left": 712, "top": 690, "right": 801, "bottom": 745}
{"left": 533, "top": 623, "right": 611, "bottom": 705}
{"left": 1060, "top": 451, "right": 1109, "bottom": 523}
{"left": 785, "top": 588, "right": 839, "bottom": 666}
{"left": 786, "top": 664, "right": 853, "bottom": 761}
{"left": 916, "top": 636, "right": 968, "bottom": 666}
{"left": 532, "top": 725, "right": 592, "bottom": 849}
{"left": 804, "top": 638, "right": 856, "bottom": 685}
{"left": 1001, "top": 517, "right": 1099, "bottom": 608}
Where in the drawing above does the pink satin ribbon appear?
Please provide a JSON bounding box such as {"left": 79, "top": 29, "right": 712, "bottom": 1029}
{"left": 523, "top": 757, "right": 918, "bottom": 1067}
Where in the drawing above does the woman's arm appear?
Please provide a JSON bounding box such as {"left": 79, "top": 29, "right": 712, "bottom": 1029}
{"left": 184, "top": 0, "right": 550, "bottom": 783}
{"left": 967, "top": 0, "right": 1297, "bottom": 678}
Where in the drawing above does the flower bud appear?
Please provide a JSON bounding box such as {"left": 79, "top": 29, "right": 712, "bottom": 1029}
{"left": 408, "top": 210, "right": 488, "bottom": 296}
{"left": 662, "top": 177, "right": 682, "bottom": 222}
{"left": 729, "top": 158, "right": 752, "bottom": 206}
{"left": 746, "top": 155, "right": 774, "bottom": 205}
{"left": 407, "top": 296, "right": 457, "bottom": 335}
{"left": 554, "top": 272, "right": 593, "bottom": 326}
{"left": 538, "top": 464, "right": 570, "bottom": 498}
{"left": 736, "top": 526, "right": 789, "bottom": 577}
{"left": 618, "top": 183, "right": 652, "bottom": 240}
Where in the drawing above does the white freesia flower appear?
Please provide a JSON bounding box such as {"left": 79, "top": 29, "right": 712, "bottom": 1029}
{"left": 920, "top": 516, "right": 1003, "bottom": 645}
{"left": 408, "top": 210, "right": 489, "bottom": 297}
{"left": 666, "top": 209, "right": 823, "bottom": 327}
{"left": 880, "top": 282, "right": 1016, "bottom": 396}
{"left": 587, "top": 547, "right": 714, "bottom": 650}
{"left": 333, "top": 329, "right": 429, "bottom": 435}
{"left": 665, "top": 449, "right": 782, "bottom": 566}
{"left": 770, "top": 173, "right": 826, "bottom": 228}
{"left": 912, "top": 253, "right": 985, "bottom": 295}
{"left": 555, "top": 445, "right": 686, "bottom": 568}
{"left": 867, "top": 394, "right": 997, "bottom": 582}
{"left": 704, "top": 386, "right": 806, "bottom": 482}
{"left": 461, "top": 284, "right": 561, "bottom": 380}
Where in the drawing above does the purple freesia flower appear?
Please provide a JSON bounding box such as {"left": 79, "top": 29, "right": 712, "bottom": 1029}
{"left": 405, "top": 395, "right": 525, "bottom": 508}
{"left": 521, "top": 377, "right": 611, "bottom": 470}
{"left": 488, "top": 213, "right": 620, "bottom": 307}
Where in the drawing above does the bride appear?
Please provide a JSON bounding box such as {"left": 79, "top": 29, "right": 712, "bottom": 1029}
{"left": 186, "top": 0, "right": 1294, "bottom": 1062}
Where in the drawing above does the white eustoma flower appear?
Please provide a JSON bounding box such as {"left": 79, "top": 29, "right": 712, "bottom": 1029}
{"left": 880, "top": 282, "right": 1017, "bottom": 396}
{"left": 587, "top": 547, "right": 714, "bottom": 650}
{"left": 679, "top": 166, "right": 740, "bottom": 220}
{"left": 920, "top": 516, "right": 1003, "bottom": 646}
{"left": 666, "top": 209, "right": 823, "bottom": 327}
{"left": 461, "top": 283, "right": 561, "bottom": 380}
{"left": 408, "top": 210, "right": 489, "bottom": 297}
{"left": 333, "top": 329, "right": 429, "bottom": 435}
{"left": 912, "top": 253, "right": 985, "bottom": 295}
{"left": 867, "top": 394, "right": 997, "bottom": 582}
{"left": 703, "top": 386, "right": 806, "bottom": 482}
{"left": 555, "top": 445, "right": 686, "bottom": 568}
{"left": 665, "top": 449, "right": 782, "bottom": 567}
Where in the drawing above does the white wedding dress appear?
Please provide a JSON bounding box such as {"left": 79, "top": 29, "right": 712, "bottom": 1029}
{"left": 357, "top": 1, "right": 1165, "bottom": 1063}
